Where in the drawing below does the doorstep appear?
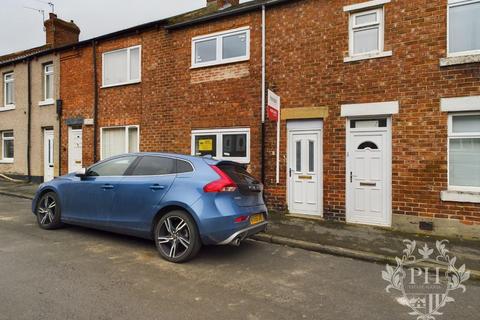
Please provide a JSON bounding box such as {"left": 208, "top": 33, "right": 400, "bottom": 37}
{"left": 253, "top": 212, "right": 480, "bottom": 280}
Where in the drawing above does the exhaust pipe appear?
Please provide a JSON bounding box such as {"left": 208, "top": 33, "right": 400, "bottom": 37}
{"left": 231, "top": 237, "right": 242, "bottom": 247}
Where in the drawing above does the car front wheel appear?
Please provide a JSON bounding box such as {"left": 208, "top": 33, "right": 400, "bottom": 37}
{"left": 36, "top": 191, "right": 63, "bottom": 230}
{"left": 154, "top": 210, "right": 201, "bottom": 263}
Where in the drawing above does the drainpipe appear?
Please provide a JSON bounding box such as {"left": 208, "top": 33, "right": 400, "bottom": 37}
{"left": 92, "top": 40, "right": 99, "bottom": 162}
{"left": 260, "top": 4, "right": 266, "bottom": 184}
{"left": 27, "top": 59, "right": 32, "bottom": 182}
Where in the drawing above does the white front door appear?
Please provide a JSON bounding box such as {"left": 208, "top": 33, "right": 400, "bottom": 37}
{"left": 287, "top": 121, "right": 323, "bottom": 216}
{"left": 43, "top": 129, "right": 54, "bottom": 182}
{"left": 346, "top": 118, "right": 391, "bottom": 227}
{"left": 68, "top": 128, "right": 83, "bottom": 173}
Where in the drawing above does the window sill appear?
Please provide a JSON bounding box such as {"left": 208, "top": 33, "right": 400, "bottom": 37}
{"left": 440, "top": 190, "right": 480, "bottom": 204}
{"left": 39, "top": 99, "right": 55, "bottom": 106}
{"left": 191, "top": 57, "right": 250, "bottom": 69}
{"left": 0, "top": 105, "right": 15, "bottom": 112}
{"left": 344, "top": 51, "right": 392, "bottom": 63}
{"left": 0, "top": 159, "right": 14, "bottom": 164}
{"left": 101, "top": 80, "right": 141, "bottom": 89}
{"left": 440, "top": 54, "right": 480, "bottom": 67}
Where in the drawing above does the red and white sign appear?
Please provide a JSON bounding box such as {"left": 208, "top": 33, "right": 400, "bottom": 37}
{"left": 267, "top": 90, "right": 280, "bottom": 121}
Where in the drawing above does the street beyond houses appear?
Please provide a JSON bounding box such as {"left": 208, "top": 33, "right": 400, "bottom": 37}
{"left": 0, "top": 194, "right": 479, "bottom": 320}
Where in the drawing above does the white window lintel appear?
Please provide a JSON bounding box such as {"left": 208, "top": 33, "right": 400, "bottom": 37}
{"left": 341, "top": 101, "right": 399, "bottom": 117}
{"left": 343, "top": 0, "right": 390, "bottom": 12}
{"left": 441, "top": 96, "right": 480, "bottom": 112}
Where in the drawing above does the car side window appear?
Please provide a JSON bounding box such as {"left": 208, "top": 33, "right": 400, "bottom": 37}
{"left": 176, "top": 160, "right": 194, "bottom": 173}
{"left": 130, "top": 156, "right": 176, "bottom": 176}
{"left": 88, "top": 156, "right": 136, "bottom": 177}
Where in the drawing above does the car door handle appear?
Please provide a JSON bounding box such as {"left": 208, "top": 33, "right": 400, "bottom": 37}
{"left": 149, "top": 184, "right": 166, "bottom": 191}
{"left": 101, "top": 184, "right": 114, "bottom": 190}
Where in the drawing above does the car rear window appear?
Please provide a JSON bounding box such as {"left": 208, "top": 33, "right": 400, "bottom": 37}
{"left": 217, "top": 164, "right": 258, "bottom": 185}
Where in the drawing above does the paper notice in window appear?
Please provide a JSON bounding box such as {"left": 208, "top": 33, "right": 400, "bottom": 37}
{"left": 199, "top": 139, "right": 213, "bottom": 151}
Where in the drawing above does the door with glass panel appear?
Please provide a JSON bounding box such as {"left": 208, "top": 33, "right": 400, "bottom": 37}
{"left": 346, "top": 118, "right": 391, "bottom": 227}
{"left": 287, "top": 129, "right": 323, "bottom": 216}
{"left": 43, "top": 129, "right": 54, "bottom": 182}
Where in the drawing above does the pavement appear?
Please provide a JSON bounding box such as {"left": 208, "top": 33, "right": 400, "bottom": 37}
{"left": 0, "top": 194, "right": 479, "bottom": 320}
{"left": 1, "top": 178, "right": 479, "bottom": 279}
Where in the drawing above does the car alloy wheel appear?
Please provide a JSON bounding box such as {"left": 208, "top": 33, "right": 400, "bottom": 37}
{"left": 157, "top": 216, "right": 191, "bottom": 259}
{"left": 38, "top": 195, "right": 56, "bottom": 225}
{"left": 154, "top": 210, "right": 201, "bottom": 263}
{"left": 36, "top": 192, "right": 63, "bottom": 230}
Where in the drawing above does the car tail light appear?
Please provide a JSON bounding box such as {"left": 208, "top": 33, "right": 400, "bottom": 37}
{"left": 234, "top": 215, "right": 248, "bottom": 223}
{"left": 203, "top": 165, "right": 237, "bottom": 192}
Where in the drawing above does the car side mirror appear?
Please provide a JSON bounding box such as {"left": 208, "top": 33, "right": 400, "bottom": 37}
{"left": 75, "top": 168, "right": 87, "bottom": 178}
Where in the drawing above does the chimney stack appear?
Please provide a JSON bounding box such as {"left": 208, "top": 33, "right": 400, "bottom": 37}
{"left": 44, "top": 13, "right": 80, "bottom": 47}
{"left": 207, "top": 0, "right": 239, "bottom": 9}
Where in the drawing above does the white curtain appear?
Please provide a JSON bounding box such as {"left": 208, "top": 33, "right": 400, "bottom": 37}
{"left": 102, "top": 128, "right": 126, "bottom": 159}
{"left": 104, "top": 50, "right": 128, "bottom": 86}
{"left": 128, "top": 127, "right": 138, "bottom": 153}
{"left": 449, "top": 2, "right": 480, "bottom": 53}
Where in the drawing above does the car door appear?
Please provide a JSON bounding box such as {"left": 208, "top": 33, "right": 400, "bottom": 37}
{"left": 109, "top": 156, "right": 177, "bottom": 234}
{"left": 61, "top": 155, "right": 137, "bottom": 226}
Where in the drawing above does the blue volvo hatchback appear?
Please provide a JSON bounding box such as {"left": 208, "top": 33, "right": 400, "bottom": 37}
{"left": 32, "top": 153, "right": 268, "bottom": 262}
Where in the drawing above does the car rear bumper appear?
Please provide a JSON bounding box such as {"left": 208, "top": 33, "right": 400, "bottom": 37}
{"left": 217, "top": 221, "right": 268, "bottom": 245}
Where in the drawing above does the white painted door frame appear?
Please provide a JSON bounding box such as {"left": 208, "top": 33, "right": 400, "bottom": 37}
{"left": 287, "top": 120, "right": 323, "bottom": 216}
{"left": 43, "top": 129, "right": 54, "bottom": 182}
{"left": 345, "top": 117, "right": 392, "bottom": 227}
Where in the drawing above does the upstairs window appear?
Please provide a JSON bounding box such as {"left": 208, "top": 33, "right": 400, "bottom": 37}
{"left": 43, "top": 64, "right": 54, "bottom": 102}
{"left": 3, "top": 72, "right": 14, "bottom": 107}
{"left": 448, "top": 0, "right": 480, "bottom": 57}
{"left": 191, "top": 128, "right": 250, "bottom": 163}
{"left": 1, "top": 131, "right": 14, "bottom": 162}
{"left": 448, "top": 114, "right": 480, "bottom": 191}
{"left": 349, "top": 8, "right": 384, "bottom": 56}
{"left": 102, "top": 46, "right": 141, "bottom": 87}
{"left": 192, "top": 27, "right": 250, "bottom": 68}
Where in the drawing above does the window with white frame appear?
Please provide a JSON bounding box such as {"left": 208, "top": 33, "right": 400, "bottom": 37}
{"left": 43, "top": 63, "right": 54, "bottom": 102}
{"left": 4, "top": 72, "right": 15, "bottom": 107}
{"left": 1, "top": 131, "right": 14, "bottom": 161}
{"left": 349, "top": 8, "right": 384, "bottom": 56}
{"left": 192, "top": 27, "right": 250, "bottom": 68}
{"left": 448, "top": 114, "right": 480, "bottom": 191}
{"left": 191, "top": 128, "right": 250, "bottom": 163}
{"left": 101, "top": 126, "right": 139, "bottom": 159}
{"left": 448, "top": 0, "right": 480, "bottom": 57}
{"left": 102, "top": 46, "right": 141, "bottom": 87}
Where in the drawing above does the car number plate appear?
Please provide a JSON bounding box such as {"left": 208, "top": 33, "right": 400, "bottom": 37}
{"left": 250, "top": 214, "right": 264, "bottom": 225}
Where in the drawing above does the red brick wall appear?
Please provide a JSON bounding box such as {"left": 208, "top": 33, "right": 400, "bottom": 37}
{"left": 263, "top": 0, "right": 480, "bottom": 225}
{"left": 59, "top": 0, "right": 480, "bottom": 227}
{"left": 59, "top": 47, "right": 95, "bottom": 172}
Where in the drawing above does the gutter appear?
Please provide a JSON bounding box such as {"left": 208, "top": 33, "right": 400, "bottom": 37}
{"left": 27, "top": 60, "right": 32, "bottom": 182}
{"left": 261, "top": 5, "right": 266, "bottom": 184}
{"left": 92, "top": 40, "right": 99, "bottom": 162}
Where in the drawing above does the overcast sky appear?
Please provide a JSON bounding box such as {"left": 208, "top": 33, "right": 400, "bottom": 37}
{"left": 0, "top": 0, "right": 250, "bottom": 56}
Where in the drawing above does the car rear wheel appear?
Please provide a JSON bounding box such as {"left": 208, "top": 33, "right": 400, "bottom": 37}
{"left": 154, "top": 210, "right": 201, "bottom": 263}
{"left": 36, "top": 192, "right": 63, "bottom": 230}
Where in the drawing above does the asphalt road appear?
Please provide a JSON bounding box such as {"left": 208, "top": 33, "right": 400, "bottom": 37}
{"left": 0, "top": 195, "right": 478, "bottom": 320}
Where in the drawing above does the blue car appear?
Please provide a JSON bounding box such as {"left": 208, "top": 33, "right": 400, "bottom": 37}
{"left": 32, "top": 153, "right": 268, "bottom": 262}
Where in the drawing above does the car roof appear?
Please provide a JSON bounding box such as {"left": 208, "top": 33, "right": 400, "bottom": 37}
{"left": 125, "top": 152, "right": 219, "bottom": 164}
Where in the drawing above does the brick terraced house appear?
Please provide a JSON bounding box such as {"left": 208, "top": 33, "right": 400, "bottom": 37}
{"left": 57, "top": 0, "right": 480, "bottom": 239}
{"left": 0, "top": 13, "right": 79, "bottom": 182}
